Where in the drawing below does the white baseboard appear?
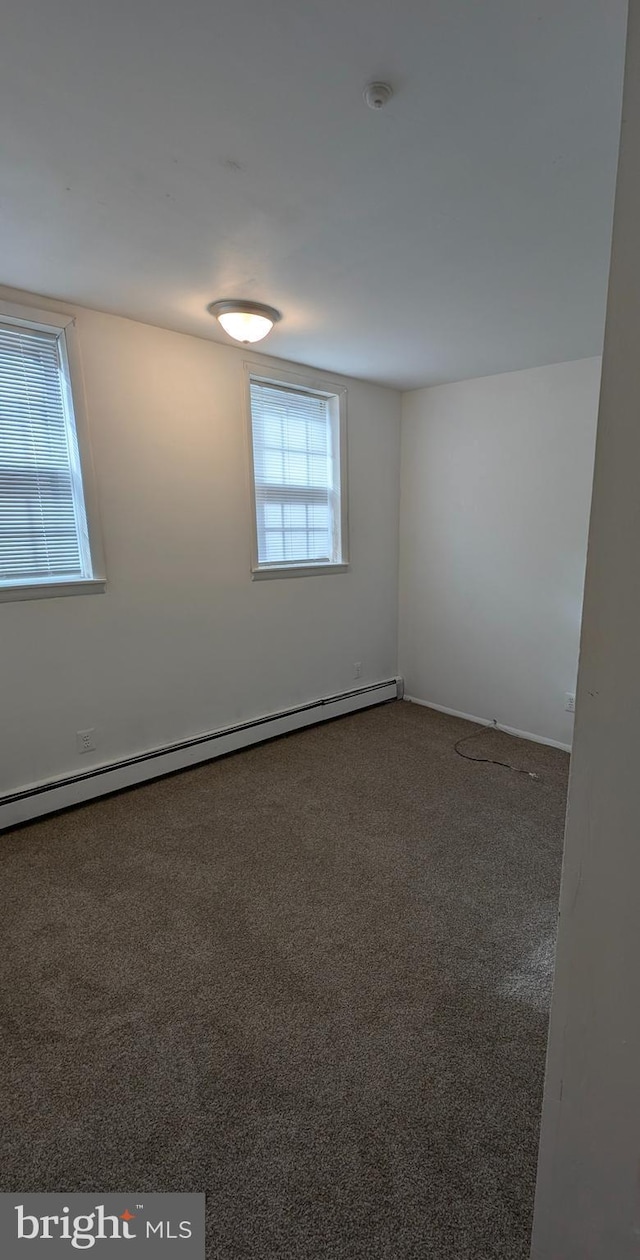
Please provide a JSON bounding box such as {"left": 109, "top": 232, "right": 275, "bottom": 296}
{"left": 404, "top": 695, "right": 572, "bottom": 754}
{"left": 1, "top": 679, "right": 402, "bottom": 831}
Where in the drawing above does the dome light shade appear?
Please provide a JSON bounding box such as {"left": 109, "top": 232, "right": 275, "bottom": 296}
{"left": 207, "top": 300, "right": 282, "bottom": 344}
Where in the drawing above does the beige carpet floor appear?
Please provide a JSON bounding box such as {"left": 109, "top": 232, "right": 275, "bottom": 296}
{"left": 0, "top": 701, "right": 569, "bottom": 1258}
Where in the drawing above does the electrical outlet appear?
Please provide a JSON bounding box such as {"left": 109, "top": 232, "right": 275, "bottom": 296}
{"left": 565, "top": 693, "right": 576, "bottom": 714}
{"left": 354, "top": 662, "right": 362, "bottom": 679}
{"left": 76, "top": 728, "right": 96, "bottom": 754}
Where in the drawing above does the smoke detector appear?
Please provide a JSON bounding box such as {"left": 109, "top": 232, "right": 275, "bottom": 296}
{"left": 363, "top": 82, "right": 393, "bottom": 110}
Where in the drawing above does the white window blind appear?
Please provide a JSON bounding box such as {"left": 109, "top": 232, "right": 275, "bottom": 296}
{"left": 0, "top": 319, "right": 93, "bottom": 587}
{"left": 250, "top": 378, "right": 343, "bottom": 568}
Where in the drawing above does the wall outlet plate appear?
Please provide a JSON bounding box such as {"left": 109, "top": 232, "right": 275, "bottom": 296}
{"left": 76, "top": 728, "right": 96, "bottom": 753}
{"left": 565, "top": 693, "right": 576, "bottom": 714}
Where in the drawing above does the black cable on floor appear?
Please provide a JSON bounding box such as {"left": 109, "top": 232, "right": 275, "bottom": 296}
{"left": 454, "top": 725, "right": 540, "bottom": 779}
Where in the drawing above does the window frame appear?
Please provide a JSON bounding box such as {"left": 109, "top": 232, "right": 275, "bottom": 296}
{"left": 244, "top": 361, "right": 349, "bottom": 580}
{"left": 0, "top": 298, "right": 105, "bottom": 603}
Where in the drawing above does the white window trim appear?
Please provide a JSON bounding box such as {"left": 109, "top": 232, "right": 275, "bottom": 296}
{"left": 243, "top": 361, "right": 350, "bottom": 579}
{"left": 0, "top": 298, "right": 106, "bottom": 602}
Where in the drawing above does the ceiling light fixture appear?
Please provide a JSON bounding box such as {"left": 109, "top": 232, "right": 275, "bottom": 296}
{"left": 363, "top": 82, "right": 393, "bottom": 110}
{"left": 207, "top": 299, "right": 282, "bottom": 344}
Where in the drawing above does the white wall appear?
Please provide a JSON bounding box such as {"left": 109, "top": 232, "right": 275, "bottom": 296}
{"left": 0, "top": 287, "right": 400, "bottom": 795}
{"left": 398, "top": 359, "right": 601, "bottom": 748}
{"left": 531, "top": 3, "right": 640, "bottom": 1256}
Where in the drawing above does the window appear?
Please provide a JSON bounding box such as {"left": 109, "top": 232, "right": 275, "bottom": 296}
{"left": 0, "top": 302, "right": 103, "bottom": 601}
{"left": 248, "top": 370, "right": 348, "bottom": 577}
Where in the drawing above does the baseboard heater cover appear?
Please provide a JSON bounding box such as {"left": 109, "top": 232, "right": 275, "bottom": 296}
{"left": 1, "top": 678, "right": 401, "bottom": 830}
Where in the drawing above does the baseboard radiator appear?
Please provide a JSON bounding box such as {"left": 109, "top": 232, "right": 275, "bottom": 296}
{"left": 1, "top": 678, "right": 401, "bottom": 831}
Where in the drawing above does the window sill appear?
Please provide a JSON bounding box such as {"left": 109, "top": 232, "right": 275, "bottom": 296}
{"left": 0, "top": 578, "right": 106, "bottom": 603}
{"left": 251, "top": 563, "right": 349, "bottom": 581}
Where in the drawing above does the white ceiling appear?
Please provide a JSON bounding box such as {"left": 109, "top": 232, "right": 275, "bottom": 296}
{"left": 0, "top": 0, "right": 627, "bottom": 389}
